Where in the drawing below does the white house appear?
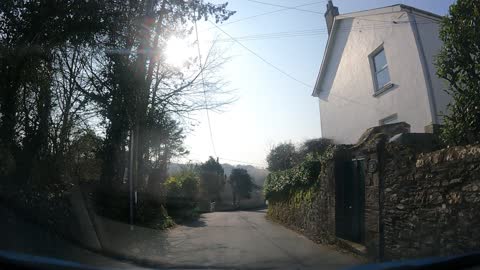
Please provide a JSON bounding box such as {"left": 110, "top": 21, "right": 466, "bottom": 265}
{"left": 312, "top": 1, "right": 451, "bottom": 144}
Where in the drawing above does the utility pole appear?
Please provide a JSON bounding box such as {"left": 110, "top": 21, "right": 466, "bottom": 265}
{"left": 129, "top": 128, "right": 135, "bottom": 230}
{"left": 128, "top": 124, "right": 140, "bottom": 230}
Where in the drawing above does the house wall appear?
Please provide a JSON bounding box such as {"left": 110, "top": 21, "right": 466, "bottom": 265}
{"left": 413, "top": 12, "right": 451, "bottom": 122}
{"left": 318, "top": 12, "right": 435, "bottom": 144}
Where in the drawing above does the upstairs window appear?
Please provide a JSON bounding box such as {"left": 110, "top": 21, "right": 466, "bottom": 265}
{"left": 372, "top": 48, "right": 391, "bottom": 91}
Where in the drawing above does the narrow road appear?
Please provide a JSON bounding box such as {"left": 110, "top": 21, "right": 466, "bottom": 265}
{"left": 110, "top": 209, "right": 361, "bottom": 269}
{"left": 2, "top": 204, "right": 361, "bottom": 269}
{"left": 166, "top": 209, "right": 361, "bottom": 269}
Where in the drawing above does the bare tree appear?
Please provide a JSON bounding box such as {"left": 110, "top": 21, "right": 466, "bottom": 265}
{"left": 80, "top": 0, "right": 235, "bottom": 190}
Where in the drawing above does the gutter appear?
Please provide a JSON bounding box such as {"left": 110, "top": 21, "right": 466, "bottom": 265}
{"left": 312, "top": 17, "right": 339, "bottom": 97}
{"left": 406, "top": 7, "right": 439, "bottom": 124}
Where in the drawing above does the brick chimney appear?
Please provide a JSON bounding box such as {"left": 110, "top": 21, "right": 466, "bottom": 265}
{"left": 325, "top": 0, "right": 339, "bottom": 35}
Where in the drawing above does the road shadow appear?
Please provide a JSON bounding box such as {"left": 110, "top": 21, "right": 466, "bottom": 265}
{"left": 244, "top": 208, "right": 267, "bottom": 213}
{"left": 215, "top": 205, "right": 268, "bottom": 213}
{"left": 179, "top": 217, "right": 207, "bottom": 228}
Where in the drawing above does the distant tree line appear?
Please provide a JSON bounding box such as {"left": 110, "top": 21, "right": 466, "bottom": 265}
{"left": 164, "top": 157, "right": 256, "bottom": 215}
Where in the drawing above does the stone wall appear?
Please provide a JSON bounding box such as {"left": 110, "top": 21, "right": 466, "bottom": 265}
{"left": 267, "top": 154, "right": 337, "bottom": 244}
{"left": 266, "top": 122, "right": 480, "bottom": 261}
{"left": 383, "top": 143, "right": 480, "bottom": 259}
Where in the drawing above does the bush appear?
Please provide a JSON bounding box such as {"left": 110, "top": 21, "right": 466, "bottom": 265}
{"left": 164, "top": 171, "right": 199, "bottom": 202}
{"left": 436, "top": 0, "right": 480, "bottom": 145}
{"left": 93, "top": 189, "right": 174, "bottom": 230}
{"left": 263, "top": 146, "right": 334, "bottom": 199}
{"left": 297, "top": 138, "right": 333, "bottom": 158}
{"left": 164, "top": 171, "right": 200, "bottom": 221}
{"left": 0, "top": 180, "right": 74, "bottom": 238}
{"left": 264, "top": 156, "right": 320, "bottom": 199}
{"left": 266, "top": 142, "right": 297, "bottom": 172}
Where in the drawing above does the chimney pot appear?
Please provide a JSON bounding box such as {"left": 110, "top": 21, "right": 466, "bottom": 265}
{"left": 325, "top": 0, "right": 339, "bottom": 35}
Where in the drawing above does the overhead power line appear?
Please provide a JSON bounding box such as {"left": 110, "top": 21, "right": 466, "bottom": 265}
{"left": 194, "top": 20, "right": 217, "bottom": 158}
{"left": 245, "top": 0, "right": 324, "bottom": 14}
{"left": 208, "top": 20, "right": 396, "bottom": 114}
{"left": 208, "top": 20, "right": 312, "bottom": 88}
{"left": 212, "top": 21, "right": 437, "bottom": 42}
{"left": 208, "top": 1, "right": 325, "bottom": 30}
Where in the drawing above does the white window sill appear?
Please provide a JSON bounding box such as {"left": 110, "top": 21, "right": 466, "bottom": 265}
{"left": 373, "top": 83, "right": 394, "bottom": 97}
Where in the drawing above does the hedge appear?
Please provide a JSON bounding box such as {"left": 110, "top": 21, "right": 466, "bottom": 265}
{"left": 263, "top": 146, "right": 335, "bottom": 199}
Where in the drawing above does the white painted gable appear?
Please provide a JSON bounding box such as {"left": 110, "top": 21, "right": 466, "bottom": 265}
{"left": 312, "top": 5, "right": 447, "bottom": 144}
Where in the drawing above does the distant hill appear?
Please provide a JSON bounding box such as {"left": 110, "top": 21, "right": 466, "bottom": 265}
{"left": 167, "top": 163, "right": 269, "bottom": 187}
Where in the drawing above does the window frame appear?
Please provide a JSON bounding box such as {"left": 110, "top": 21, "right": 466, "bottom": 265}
{"left": 379, "top": 113, "right": 398, "bottom": 126}
{"left": 369, "top": 45, "right": 393, "bottom": 94}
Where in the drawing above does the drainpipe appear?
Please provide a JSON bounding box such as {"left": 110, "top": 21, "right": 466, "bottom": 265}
{"left": 407, "top": 8, "right": 439, "bottom": 125}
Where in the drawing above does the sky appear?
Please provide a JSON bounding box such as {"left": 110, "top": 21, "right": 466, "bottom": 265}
{"left": 177, "top": 0, "right": 455, "bottom": 168}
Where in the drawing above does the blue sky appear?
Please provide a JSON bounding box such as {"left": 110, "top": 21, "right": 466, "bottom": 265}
{"left": 179, "top": 0, "right": 455, "bottom": 167}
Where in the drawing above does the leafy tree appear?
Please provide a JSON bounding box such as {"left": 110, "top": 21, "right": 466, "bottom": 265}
{"left": 297, "top": 138, "right": 333, "bottom": 159}
{"left": 197, "top": 157, "right": 225, "bottom": 201}
{"left": 229, "top": 168, "right": 255, "bottom": 205}
{"left": 163, "top": 169, "right": 200, "bottom": 221}
{"left": 0, "top": 0, "right": 106, "bottom": 183}
{"left": 0, "top": 0, "right": 235, "bottom": 185}
{"left": 164, "top": 171, "right": 199, "bottom": 202}
{"left": 436, "top": 0, "right": 480, "bottom": 145}
{"left": 147, "top": 114, "right": 189, "bottom": 192}
{"left": 69, "top": 129, "right": 103, "bottom": 183}
{"left": 266, "top": 143, "right": 297, "bottom": 172}
{"left": 0, "top": 0, "right": 236, "bottom": 227}
{"left": 78, "top": 0, "right": 235, "bottom": 189}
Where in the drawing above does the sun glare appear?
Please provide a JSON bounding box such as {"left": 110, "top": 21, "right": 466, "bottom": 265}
{"left": 165, "top": 37, "right": 193, "bottom": 68}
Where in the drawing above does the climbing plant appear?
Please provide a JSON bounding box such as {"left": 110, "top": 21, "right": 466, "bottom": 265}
{"left": 264, "top": 146, "right": 335, "bottom": 199}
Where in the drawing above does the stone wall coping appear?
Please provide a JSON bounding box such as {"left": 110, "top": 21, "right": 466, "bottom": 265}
{"left": 416, "top": 144, "right": 480, "bottom": 168}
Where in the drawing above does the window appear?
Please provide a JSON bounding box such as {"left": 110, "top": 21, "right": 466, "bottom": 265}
{"left": 379, "top": 114, "right": 398, "bottom": 125}
{"left": 371, "top": 48, "right": 391, "bottom": 91}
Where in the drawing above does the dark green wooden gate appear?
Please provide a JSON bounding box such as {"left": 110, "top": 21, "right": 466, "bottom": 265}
{"left": 335, "top": 159, "right": 365, "bottom": 243}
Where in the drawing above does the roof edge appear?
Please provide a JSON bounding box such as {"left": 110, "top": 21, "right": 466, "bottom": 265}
{"left": 312, "top": 4, "right": 443, "bottom": 97}
{"left": 400, "top": 4, "right": 444, "bottom": 21}
{"left": 312, "top": 17, "right": 339, "bottom": 97}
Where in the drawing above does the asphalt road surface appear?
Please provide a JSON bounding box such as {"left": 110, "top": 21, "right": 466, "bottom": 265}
{"left": 2, "top": 205, "right": 361, "bottom": 270}
{"left": 145, "top": 209, "right": 362, "bottom": 269}
{"left": 0, "top": 205, "right": 149, "bottom": 270}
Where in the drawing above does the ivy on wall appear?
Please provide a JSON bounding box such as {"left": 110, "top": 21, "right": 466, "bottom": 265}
{"left": 264, "top": 146, "right": 335, "bottom": 199}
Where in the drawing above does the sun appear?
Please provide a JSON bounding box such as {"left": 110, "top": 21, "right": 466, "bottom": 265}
{"left": 165, "top": 37, "right": 193, "bottom": 68}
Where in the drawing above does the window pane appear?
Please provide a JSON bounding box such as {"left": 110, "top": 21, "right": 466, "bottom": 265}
{"left": 376, "top": 68, "right": 390, "bottom": 89}
{"left": 374, "top": 49, "right": 387, "bottom": 71}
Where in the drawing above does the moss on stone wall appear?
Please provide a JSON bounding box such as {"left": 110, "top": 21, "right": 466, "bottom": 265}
{"left": 266, "top": 148, "right": 338, "bottom": 245}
